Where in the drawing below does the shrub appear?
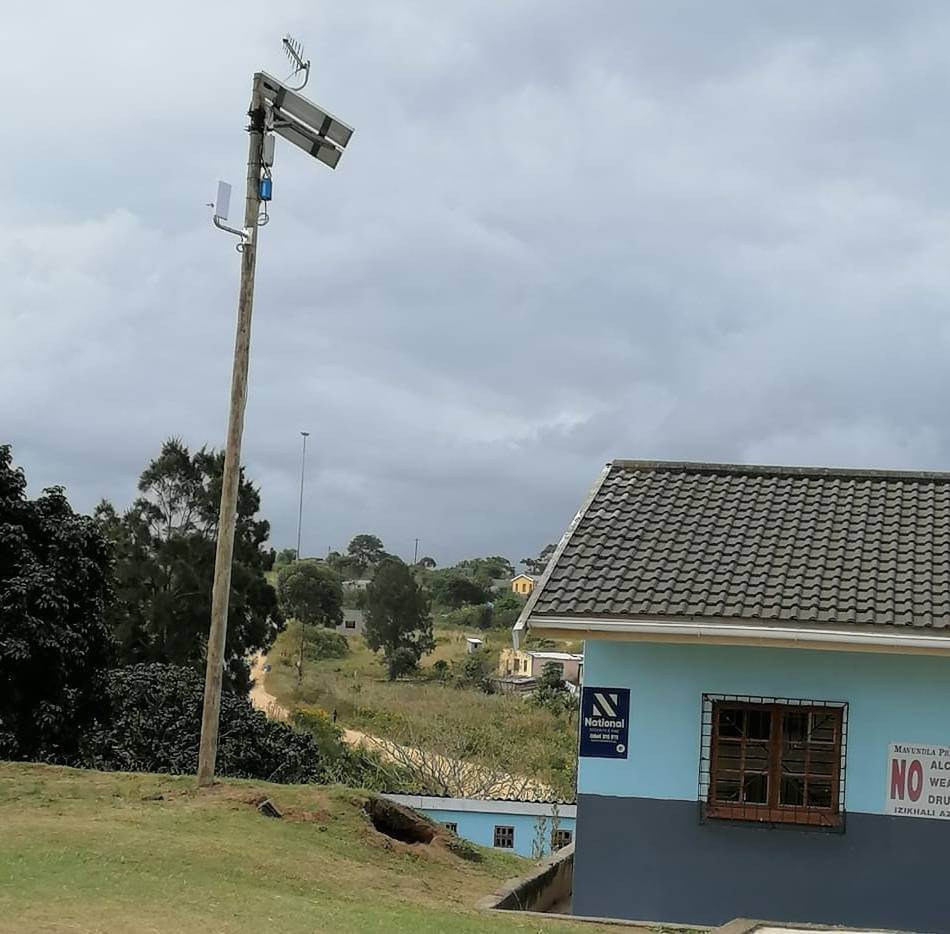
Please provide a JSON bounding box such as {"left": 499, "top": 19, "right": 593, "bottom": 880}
{"left": 84, "top": 663, "right": 326, "bottom": 783}
{"left": 441, "top": 604, "right": 493, "bottom": 630}
{"left": 291, "top": 705, "right": 415, "bottom": 792}
{"left": 304, "top": 626, "right": 349, "bottom": 660}
{"left": 453, "top": 650, "right": 494, "bottom": 694}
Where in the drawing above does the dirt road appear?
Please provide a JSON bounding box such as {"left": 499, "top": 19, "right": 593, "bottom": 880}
{"left": 248, "top": 653, "right": 288, "bottom": 721}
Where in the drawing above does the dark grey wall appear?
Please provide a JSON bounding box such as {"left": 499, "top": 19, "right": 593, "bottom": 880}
{"left": 573, "top": 794, "right": 950, "bottom": 931}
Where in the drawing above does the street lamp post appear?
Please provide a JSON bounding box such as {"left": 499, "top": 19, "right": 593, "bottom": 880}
{"left": 296, "top": 431, "right": 310, "bottom": 560}
{"left": 197, "top": 38, "right": 354, "bottom": 788}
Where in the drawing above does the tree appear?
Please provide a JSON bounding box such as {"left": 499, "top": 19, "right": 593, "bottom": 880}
{"left": 0, "top": 445, "right": 113, "bottom": 762}
{"left": 453, "top": 556, "right": 514, "bottom": 587}
{"left": 326, "top": 549, "right": 365, "bottom": 580}
{"left": 364, "top": 558, "right": 434, "bottom": 680}
{"left": 276, "top": 562, "right": 343, "bottom": 628}
{"left": 274, "top": 547, "right": 297, "bottom": 567}
{"left": 522, "top": 543, "right": 556, "bottom": 575}
{"left": 277, "top": 561, "right": 344, "bottom": 684}
{"left": 532, "top": 661, "right": 575, "bottom": 717}
{"left": 347, "top": 534, "right": 386, "bottom": 574}
{"left": 97, "top": 439, "right": 281, "bottom": 694}
{"left": 441, "top": 575, "right": 490, "bottom": 609}
{"left": 491, "top": 590, "right": 524, "bottom": 629}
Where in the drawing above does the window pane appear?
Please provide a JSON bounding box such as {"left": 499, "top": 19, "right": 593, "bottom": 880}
{"left": 716, "top": 741, "right": 742, "bottom": 772}
{"left": 807, "top": 782, "right": 833, "bottom": 808}
{"left": 747, "top": 709, "right": 772, "bottom": 740}
{"left": 810, "top": 712, "right": 837, "bottom": 744}
{"left": 744, "top": 741, "right": 770, "bottom": 771}
{"left": 743, "top": 773, "right": 768, "bottom": 804}
{"left": 782, "top": 744, "right": 807, "bottom": 772}
{"left": 780, "top": 774, "right": 804, "bottom": 806}
{"left": 718, "top": 708, "right": 743, "bottom": 738}
{"left": 809, "top": 746, "right": 837, "bottom": 775}
{"left": 783, "top": 711, "right": 808, "bottom": 743}
{"left": 715, "top": 777, "right": 741, "bottom": 802}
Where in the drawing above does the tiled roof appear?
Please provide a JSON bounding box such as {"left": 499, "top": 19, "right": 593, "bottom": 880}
{"left": 530, "top": 460, "right": 950, "bottom": 630}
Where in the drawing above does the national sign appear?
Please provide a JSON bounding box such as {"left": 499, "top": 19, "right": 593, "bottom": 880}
{"left": 580, "top": 686, "right": 630, "bottom": 759}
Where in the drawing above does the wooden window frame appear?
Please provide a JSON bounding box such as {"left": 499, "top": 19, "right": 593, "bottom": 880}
{"left": 493, "top": 824, "right": 515, "bottom": 848}
{"left": 700, "top": 695, "right": 848, "bottom": 830}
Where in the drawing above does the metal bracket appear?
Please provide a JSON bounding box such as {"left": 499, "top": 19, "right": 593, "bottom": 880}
{"left": 212, "top": 214, "right": 251, "bottom": 252}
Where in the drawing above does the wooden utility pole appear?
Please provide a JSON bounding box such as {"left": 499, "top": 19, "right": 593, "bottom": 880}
{"left": 197, "top": 81, "right": 265, "bottom": 788}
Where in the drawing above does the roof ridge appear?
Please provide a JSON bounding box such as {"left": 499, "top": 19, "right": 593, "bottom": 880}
{"left": 609, "top": 459, "right": 950, "bottom": 483}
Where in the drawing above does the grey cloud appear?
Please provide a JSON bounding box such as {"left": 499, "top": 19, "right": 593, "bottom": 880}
{"left": 5, "top": 1, "right": 950, "bottom": 564}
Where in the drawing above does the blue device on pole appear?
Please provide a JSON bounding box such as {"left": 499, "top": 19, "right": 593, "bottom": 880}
{"left": 259, "top": 177, "right": 273, "bottom": 201}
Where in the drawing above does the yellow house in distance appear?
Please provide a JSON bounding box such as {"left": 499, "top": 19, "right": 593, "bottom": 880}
{"left": 511, "top": 573, "right": 537, "bottom": 595}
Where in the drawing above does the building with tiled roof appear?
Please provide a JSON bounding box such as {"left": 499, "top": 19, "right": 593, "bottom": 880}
{"left": 516, "top": 459, "right": 950, "bottom": 931}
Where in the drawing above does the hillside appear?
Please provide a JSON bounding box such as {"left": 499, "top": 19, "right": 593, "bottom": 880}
{"left": 0, "top": 763, "right": 613, "bottom": 934}
{"left": 264, "top": 623, "right": 578, "bottom": 797}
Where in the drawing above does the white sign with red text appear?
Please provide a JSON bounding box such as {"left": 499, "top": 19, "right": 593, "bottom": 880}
{"left": 885, "top": 743, "right": 950, "bottom": 819}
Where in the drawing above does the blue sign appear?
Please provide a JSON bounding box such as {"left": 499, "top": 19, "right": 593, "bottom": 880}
{"left": 579, "top": 686, "right": 630, "bottom": 759}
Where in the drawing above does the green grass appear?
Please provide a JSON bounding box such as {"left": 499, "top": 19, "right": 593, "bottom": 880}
{"left": 265, "top": 625, "right": 578, "bottom": 797}
{"left": 0, "top": 762, "right": 620, "bottom": 934}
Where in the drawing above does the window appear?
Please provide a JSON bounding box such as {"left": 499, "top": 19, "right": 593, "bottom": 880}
{"left": 702, "top": 696, "right": 847, "bottom": 828}
{"left": 552, "top": 828, "right": 573, "bottom": 849}
{"left": 344, "top": 619, "right": 356, "bottom": 629}
{"left": 493, "top": 825, "right": 515, "bottom": 848}
{"left": 443, "top": 822, "right": 458, "bottom": 834}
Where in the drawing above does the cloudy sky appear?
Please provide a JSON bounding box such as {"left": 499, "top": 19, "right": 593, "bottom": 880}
{"left": 5, "top": 1, "right": 950, "bottom": 566}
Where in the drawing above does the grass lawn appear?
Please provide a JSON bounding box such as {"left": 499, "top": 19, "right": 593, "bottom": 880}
{"left": 264, "top": 625, "right": 578, "bottom": 797}
{"left": 0, "top": 762, "right": 619, "bottom": 934}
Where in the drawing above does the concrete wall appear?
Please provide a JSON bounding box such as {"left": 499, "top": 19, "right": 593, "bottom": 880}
{"left": 574, "top": 640, "right": 950, "bottom": 929}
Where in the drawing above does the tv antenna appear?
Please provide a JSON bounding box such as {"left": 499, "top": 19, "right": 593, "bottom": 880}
{"left": 282, "top": 34, "right": 310, "bottom": 90}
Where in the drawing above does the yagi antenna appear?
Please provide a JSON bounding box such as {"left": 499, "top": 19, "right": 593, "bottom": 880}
{"left": 282, "top": 34, "right": 310, "bottom": 91}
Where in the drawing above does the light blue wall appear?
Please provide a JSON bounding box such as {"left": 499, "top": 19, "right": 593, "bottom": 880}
{"left": 415, "top": 807, "right": 576, "bottom": 858}
{"left": 579, "top": 640, "right": 950, "bottom": 815}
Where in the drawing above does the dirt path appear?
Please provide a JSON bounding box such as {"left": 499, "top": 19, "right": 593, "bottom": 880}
{"left": 248, "top": 653, "right": 288, "bottom": 721}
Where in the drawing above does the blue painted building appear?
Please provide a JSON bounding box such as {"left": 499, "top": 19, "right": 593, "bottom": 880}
{"left": 515, "top": 460, "right": 950, "bottom": 931}
{"left": 383, "top": 795, "right": 576, "bottom": 858}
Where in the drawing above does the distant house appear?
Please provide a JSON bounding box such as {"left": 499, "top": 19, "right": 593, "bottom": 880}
{"left": 382, "top": 795, "right": 576, "bottom": 858}
{"left": 342, "top": 579, "right": 372, "bottom": 593}
{"left": 498, "top": 648, "right": 582, "bottom": 684}
{"left": 511, "top": 573, "right": 538, "bottom": 596}
{"left": 464, "top": 636, "right": 484, "bottom": 654}
{"left": 336, "top": 608, "right": 365, "bottom": 636}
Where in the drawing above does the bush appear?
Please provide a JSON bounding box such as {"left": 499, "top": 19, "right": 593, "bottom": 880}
{"left": 304, "top": 626, "right": 349, "bottom": 661}
{"left": 84, "top": 664, "right": 326, "bottom": 783}
{"left": 489, "top": 591, "right": 524, "bottom": 629}
{"left": 441, "top": 604, "right": 493, "bottom": 630}
{"left": 453, "top": 650, "right": 494, "bottom": 694}
{"left": 291, "top": 705, "right": 415, "bottom": 792}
